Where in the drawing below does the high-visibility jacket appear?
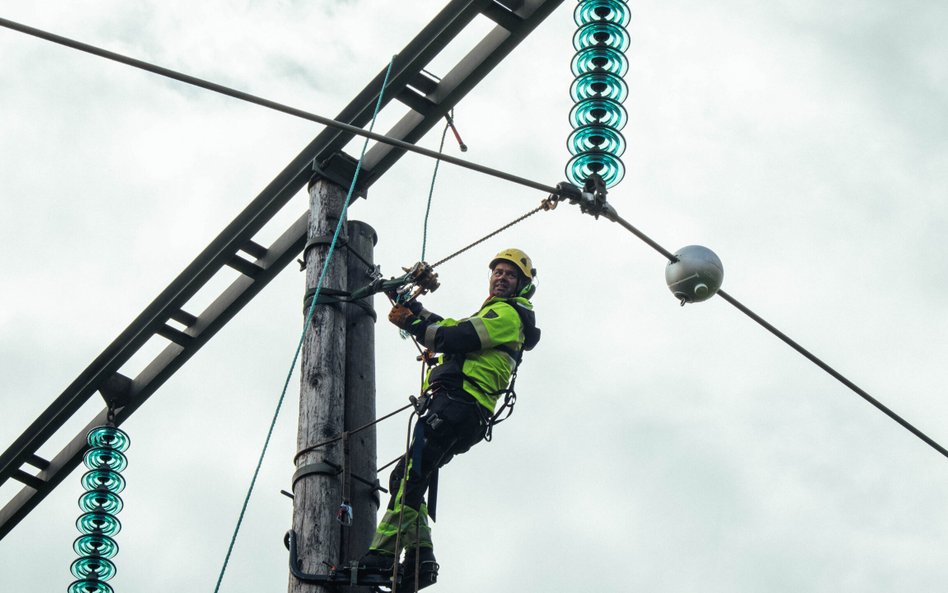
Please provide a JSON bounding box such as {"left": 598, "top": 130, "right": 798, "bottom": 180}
{"left": 410, "top": 296, "right": 538, "bottom": 412}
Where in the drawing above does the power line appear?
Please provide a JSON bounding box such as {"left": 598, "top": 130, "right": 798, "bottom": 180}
{"left": 715, "top": 289, "right": 948, "bottom": 459}
{"left": 596, "top": 203, "right": 948, "bottom": 461}
{"left": 0, "top": 16, "right": 559, "bottom": 196}
{"left": 4, "top": 15, "right": 939, "bottom": 462}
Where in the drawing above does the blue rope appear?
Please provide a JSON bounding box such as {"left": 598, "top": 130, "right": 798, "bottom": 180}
{"left": 213, "top": 56, "right": 397, "bottom": 593}
{"left": 420, "top": 122, "right": 450, "bottom": 262}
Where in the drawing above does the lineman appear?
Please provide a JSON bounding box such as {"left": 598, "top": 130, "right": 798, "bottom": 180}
{"left": 360, "top": 248, "right": 541, "bottom": 588}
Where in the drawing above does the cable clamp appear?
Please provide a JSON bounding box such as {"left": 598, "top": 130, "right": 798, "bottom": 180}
{"left": 554, "top": 174, "right": 619, "bottom": 222}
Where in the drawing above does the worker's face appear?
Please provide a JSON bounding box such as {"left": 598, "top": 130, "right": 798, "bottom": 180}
{"left": 489, "top": 261, "right": 521, "bottom": 298}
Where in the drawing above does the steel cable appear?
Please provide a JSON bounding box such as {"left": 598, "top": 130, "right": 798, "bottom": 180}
{"left": 0, "top": 17, "right": 559, "bottom": 196}
{"left": 602, "top": 206, "right": 948, "bottom": 461}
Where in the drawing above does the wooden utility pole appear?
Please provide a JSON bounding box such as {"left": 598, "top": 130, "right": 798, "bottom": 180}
{"left": 290, "top": 178, "right": 349, "bottom": 593}
{"left": 289, "top": 178, "right": 378, "bottom": 593}
{"left": 341, "top": 220, "right": 379, "bottom": 567}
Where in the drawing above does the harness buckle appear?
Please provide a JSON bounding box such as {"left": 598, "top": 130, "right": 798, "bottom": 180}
{"left": 409, "top": 393, "right": 431, "bottom": 415}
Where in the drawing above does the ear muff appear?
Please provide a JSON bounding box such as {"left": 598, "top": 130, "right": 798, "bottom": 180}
{"left": 517, "top": 270, "right": 537, "bottom": 299}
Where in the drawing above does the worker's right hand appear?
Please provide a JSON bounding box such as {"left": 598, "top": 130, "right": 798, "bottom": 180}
{"left": 388, "top": 304, "right": 418, "bottom": 330}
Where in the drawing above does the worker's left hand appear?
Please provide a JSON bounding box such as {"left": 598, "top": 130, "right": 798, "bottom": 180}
{"left": 388, "top": 304, "right": 418, "bottom": 330}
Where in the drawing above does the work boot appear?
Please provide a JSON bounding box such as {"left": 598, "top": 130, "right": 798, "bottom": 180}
{"left": 359, "top": 550, "right": 396, "bottom": 573}
{"left": 400, "top": 547, "right": 438, "bottom": 590}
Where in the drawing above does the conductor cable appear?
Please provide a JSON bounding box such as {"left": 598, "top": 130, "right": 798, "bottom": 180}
{"left": 0, "top": 17, "right": 559, "bottom": 196}
{"left": 600, "top": 202, "right": 948, "bottom": 461}
{"left": 716, "top": 289, "right": 948, "bottom": 460}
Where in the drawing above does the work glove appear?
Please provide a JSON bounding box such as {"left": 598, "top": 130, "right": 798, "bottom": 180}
{"left": 388, "top": 304, "right": 419, "bottom": 331}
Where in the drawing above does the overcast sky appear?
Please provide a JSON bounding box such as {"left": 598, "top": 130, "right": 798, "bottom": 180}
{"left": 2, "top": 1, "right": 947, "bottom": 592}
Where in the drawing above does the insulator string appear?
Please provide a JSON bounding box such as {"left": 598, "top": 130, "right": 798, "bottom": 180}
{"left": 567, "top": 0, "right": 631, "bottom": 188}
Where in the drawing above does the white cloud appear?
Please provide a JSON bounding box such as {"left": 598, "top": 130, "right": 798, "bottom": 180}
{"left": 2, "top": 1, "right": 947, "bottom": 592}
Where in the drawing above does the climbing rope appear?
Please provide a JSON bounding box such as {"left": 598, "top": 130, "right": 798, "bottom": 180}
{"left": 390, "top": 411, "right": 419, "bottom": 593}
{"left": 420, "top": 120, "right": 451, "bottom": 263}
{"left": 212, "top": 56, "right": 397, "bottom": 593}
{"left": 378, "top": 324, "right": 439, "bottom": 593}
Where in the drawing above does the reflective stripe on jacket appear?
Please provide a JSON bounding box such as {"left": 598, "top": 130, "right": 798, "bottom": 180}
{"left": 417, "top": 296, "right": 532, "bottom": 412}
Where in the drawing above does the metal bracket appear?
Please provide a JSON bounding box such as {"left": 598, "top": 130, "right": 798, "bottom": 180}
{"left": 310, "top": 152, "right": 368, "bottom": 199}
{"left": 553, "top": 174, "right": 618, "bottom": 222}
{"left": 286, "top": 529, "right": 396, "bottom": 591}
{"left": 292, "top": 461, "right": 340, "bottom": 487}
{"left": 291, "top": 459, "right": 386, "bottom": 507}
{"left": 98, "top": 373, "right": 134, "bottom": 424}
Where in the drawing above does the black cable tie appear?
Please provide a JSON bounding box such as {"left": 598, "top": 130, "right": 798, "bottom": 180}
{"left": 301, "top": 287, "right": 377, "bottom": 322}
{"left": 304, "top": 234, "right": 346, "bottom": 253}
{"left": 302, "top": 287, "right": 351, "bottom": 312}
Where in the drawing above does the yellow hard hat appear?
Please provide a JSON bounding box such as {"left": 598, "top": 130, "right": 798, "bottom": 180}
{"left": 489, "top": 248, "right": 536, "bottom": 281}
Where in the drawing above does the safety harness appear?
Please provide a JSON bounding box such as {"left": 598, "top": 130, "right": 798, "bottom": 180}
{"left": 419, "top": 298, "right": 540, "bottom": 441}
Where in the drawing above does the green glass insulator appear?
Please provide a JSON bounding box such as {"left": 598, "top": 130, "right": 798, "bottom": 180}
{"left": 570, "top": 0, "right": 629, "bottom": 189}
{"left": 80, "top": 469, "right": 125, "bottom": 494}
{"left": 568, "top": 125, "right": 626, "bottom": 157}
{"left": 73, "top": 533, "right": 119, "bottom": 559}
{"left": 574, "top": 0, "right": 630, "bottom": 27}
{"left": 83, "top": 448, "right": 128, "bottom": 472}
{"left": 78, "top": 490, "right": 124, "bottom": 514}
{"left": 573, "top": 21, "right": 630, "bottom": 52}
{"left": 571, "top": 46, "right": 629, "bottom": 78}
{"left": 570, "top": 97, "right": 628, "bottom": 130}
{"left": 570, "top": 71, "right": 628, "bottom": 103}
{"left": 68, "top": 579, "right": 114, "bottom": 593}
{"left": 76, "top": 512, "right": 122, "bottom": 536}
{"left": 86, "top": 426, "right": 130, "bottom": 453}
{"left": 566, "top": 152, "right": 625, "bottom": 188}
{"left": 70, "top": 556, "right": 117, "bottom": 581}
